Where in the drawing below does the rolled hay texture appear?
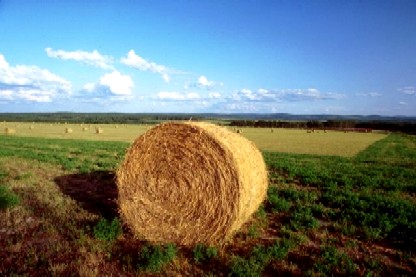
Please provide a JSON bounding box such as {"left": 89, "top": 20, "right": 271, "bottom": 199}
{"left": 4, "top": 127, "right": 16, "bottom": 134}
{"left": 116, "top": 122, "right": 268, "bottom": 246}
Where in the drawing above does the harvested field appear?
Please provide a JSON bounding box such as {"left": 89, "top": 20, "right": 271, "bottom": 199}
{"left": 0, "top": 129, "right": 414, "bottom": 276}
{"left": 0, "top": 122, "right": 386, "bottom": 157}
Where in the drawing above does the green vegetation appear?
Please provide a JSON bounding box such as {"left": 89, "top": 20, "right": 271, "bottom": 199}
{"left": 0, "top": 185, "right": 19, "bottom": 210}
{"left": 228, "top": 238, "right": 295, "bottom": 276}
{"left": 93, "top": 218, "right": 122, "bottom": 241}
{"left": 0, "top": 135, "right": 128, "bottom": 172}
{"left": 312, "top": 246, "right": 358, "bottom": 276}
{"left": 265, "top": 133, "right": 416, "bottom": 251}
{"left": 193, "top": 244, "right": 218, "bottom": 264}
{"left": 138, "top": 243, "right": 177, "bottom": 272}
{"left": 0, "top": 170, "right": 19, "bottom": 209}
{"left": 228, "top": 246, "right": 270, "bottom": 277}
{"left": 0, "top": 128, "right": 414, "bottom": 275}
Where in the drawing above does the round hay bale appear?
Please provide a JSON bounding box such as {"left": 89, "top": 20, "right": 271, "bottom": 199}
{"left": 65, "top": 128, "right": 73, "bottom": 134}
{"left": 116, "top": 122, "right": 268, "bottom": 246}
{"left": 95, "top": 128, "right": 103, "bottom": 134}
{"left": 4, "top": 127, "right": 16, "bottom": 135}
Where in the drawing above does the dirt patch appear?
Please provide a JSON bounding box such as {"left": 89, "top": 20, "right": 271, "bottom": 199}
{"left": 54, "top": 171, "right": 118, "bottom": 219}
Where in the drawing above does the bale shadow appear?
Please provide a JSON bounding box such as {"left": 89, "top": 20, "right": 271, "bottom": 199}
{"left": 54, "top": 171, "right": 119, "bottom": 219}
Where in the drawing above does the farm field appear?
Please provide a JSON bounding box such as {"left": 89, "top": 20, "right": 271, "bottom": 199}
{"left": 0, "top": 123, "right": 415, "bottom": 276}
{"left": 2, "top": 121, "right": 387, "bottom": 157}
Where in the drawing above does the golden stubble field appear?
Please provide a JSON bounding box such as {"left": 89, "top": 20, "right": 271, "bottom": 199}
{"left": 2, "top": 121, "right": 387, "bottom": 157}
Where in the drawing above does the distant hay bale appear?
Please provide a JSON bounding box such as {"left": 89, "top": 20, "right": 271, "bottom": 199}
{"left": 95, "top": 128, "right": 103, "bottom": 134}
{"left": 116, "top": 122, "right": 268, "bottom": 246}
{"left": 29, "top": 125, "right": 34, "bottom": 130}
{"left": 236, "top": 129, "right": 243, "bottom": 134}
{"left": 82, "top": 127, "right": 89, "bottom": 131}
{"left": 65, "top": 128, "right": 73, "bottom": 134}
{"left": 4, "top": 127, "right": 16, "bottom": 135}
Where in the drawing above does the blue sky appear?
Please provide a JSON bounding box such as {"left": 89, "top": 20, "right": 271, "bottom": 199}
{"left": 0, "top": 0, "right": 415, "bottom": 115}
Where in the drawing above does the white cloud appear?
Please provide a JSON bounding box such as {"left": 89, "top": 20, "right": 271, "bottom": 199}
{"left": 398, "top": 86, "right": 415, "bottom": 95}
{"left": 80, "top": 71, "right": 134, "bottom": 102}
{"left": 157, "top": 91, "right": 201, "bottom": 101}
{"left": 399, "top": 101, "right": 407, "bottom": 105}
{"left": 0, "top": 55, "right": 9, "bottom": 69}
{"left": 121, "top": 50, "right": 173, "bottom": 82}
{"left": 162, "top": 73, "right": 170, "bottom": 83}
{"left": 232, "top": 88, "right": 345, "bottom": 102}
{"left": 0, "top": 54, "right": 71, "bottom": 103}
{"left": 357, "top": 92, "right": 382, "bottom": 97}
{"left": 198, "top": 75, "right": 214, "bottom": 88}
{"left": 45, "top": 48, "right": 113, "bottom": 69}
{"left": 209, "top": 92, "right": 221, "bottom": 99}
{"left": 83, "top": 82, "right": 96, "bottom": 92}
{"left": 99, "top": 71, "right": 134, "bottom": 95}
{"left": 0, "top": 90, "right": 13, "bottom": 100}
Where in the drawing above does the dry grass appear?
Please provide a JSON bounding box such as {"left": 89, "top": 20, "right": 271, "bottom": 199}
{"left": 116, "top": 122, "right": 269, "bottom": 246}
{"left": 0, "top": 158, "right": 102, "bottom": 275}
{"left": 4, "top": 127, "right": 16, "bottom": 135}
{"left": 0, "top": 122, "right": 387, "bottom": 157}
{"left": 240, "top": 128, "right": 387, "bottom": 157}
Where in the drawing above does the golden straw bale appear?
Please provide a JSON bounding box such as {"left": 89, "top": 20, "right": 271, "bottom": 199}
{"left": 116, "top": 122, "right": 268, "bottom": 246}
{"left": 4, "top": 127, "right": 16, "bottom": 134}
{"left": 65, "top": 128, "right": 73, "bottom": 134}
{"left": 82, "top": 127, "right": 89, "bottom": 131}
{"left": 95, "top": 128, "right": 103, "bottom": 134}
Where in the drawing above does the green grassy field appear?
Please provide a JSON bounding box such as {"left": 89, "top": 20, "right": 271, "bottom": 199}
{"left": 0, "top": 123, "right": 414, "bottom": 276}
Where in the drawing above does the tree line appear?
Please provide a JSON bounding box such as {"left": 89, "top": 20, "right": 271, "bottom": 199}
{"left": 0, "top": 113, "right": 415, "bottom": 134}
{"left": 229, "top": 120, "right": 416, "bottom": 134}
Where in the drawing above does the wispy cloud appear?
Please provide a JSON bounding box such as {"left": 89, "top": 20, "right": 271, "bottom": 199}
{"left": 398, "top": 86, "right": 415, "bottom": 95}
{"left": 356, "top": 92, "right": 382, "bottom": 97}
{"left": 45, "top": 48, "right": 114, "bottom": 69}
{"left": 232, "top": 88, "right": 345, "bottom": 102}
{"left": 0, "top": 54, "right": 71, "bottom": 102}
{"left": 156, "top": 90, "right": 222, "bottom": 101}
{"left": 157, "top": 91, "right": 201, "bottom": 101}
{"left": 121, "top": 50, "right": 176, "bottom": 82}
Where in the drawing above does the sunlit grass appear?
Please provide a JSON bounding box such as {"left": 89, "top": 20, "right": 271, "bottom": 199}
{"left": 2, "top": 121, "right": 387, "bottom": 157}
{"left": 240, "top": 127, "right": 387, "bottom": 156}
{"left": 1, "top": 121, "right": 149, "bottom": 142}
